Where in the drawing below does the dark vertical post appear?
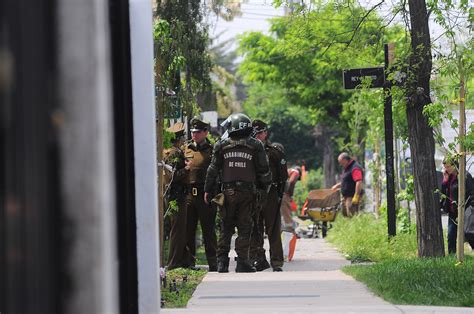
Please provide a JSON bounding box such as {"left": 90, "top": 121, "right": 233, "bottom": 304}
{"left": 1, "top": 1, "right": 60, "bottom": 313}
{"left": 109, "top": 0, "right": 139, "bottom": 312}
{"left": 384, "top": 44, "right": 396, "bottom": 237}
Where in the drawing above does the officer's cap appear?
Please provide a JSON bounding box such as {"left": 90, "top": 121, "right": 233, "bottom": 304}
{"left": 252, "top": 119, "right": 267, "bottom": 133}
{"left": 190, "top": 117, "right": 210, "bottom": 132}
{"left": 166, "top": 122, "right": 185, "bottom": 138}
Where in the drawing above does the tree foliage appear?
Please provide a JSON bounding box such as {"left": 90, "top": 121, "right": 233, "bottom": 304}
{"left": 243, "top": 82, "right": 318, "bottom": 166}
{"left": 209, "top": 37, "right": 242, "bottom": 117}
{"left": 154, "top": 1, "right": 212, "bottom": 117}
{"left": 238, "top": 1, "right": 407, "bottom": 171}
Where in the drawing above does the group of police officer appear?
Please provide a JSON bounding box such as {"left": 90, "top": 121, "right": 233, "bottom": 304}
{"left": 163, "top": 113, "right": 288, "bottom": 273}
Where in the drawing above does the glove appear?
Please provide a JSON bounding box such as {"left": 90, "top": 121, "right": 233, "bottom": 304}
{"left": 352, "top": 194, "right": 360, "bottom": 205}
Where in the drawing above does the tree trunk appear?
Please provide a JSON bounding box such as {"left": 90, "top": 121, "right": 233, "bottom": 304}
{"left": 323, "top": 140, "right": 337, "bottom": 189}
{"left": 406, "top": 0, "right": 445, "bottom": 257}
{"left": 456, "top": 70, "right": 466, "bottom": 262}
{"left": 314, "top": 124, "right": 337, "bottom": 188}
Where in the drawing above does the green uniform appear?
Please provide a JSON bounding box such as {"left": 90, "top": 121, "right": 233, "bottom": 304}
{"left": 205, "top": 135, "right": 272, "bottom": 265}
{"left": 250, "top": 142, "right": 288, "bottom": 268}
{"left": 182, "top": 139, "right": 217, "bottom": 269}
{"left": 164, "top": 146, "right": 193, "bottom": 269}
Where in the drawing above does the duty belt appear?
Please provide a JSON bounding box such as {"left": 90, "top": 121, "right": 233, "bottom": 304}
{"left": 185, "top": 184, "right": 204, "bottom": 196}
{"left": 222, "top": 181, "right": 256, "bottom": 191}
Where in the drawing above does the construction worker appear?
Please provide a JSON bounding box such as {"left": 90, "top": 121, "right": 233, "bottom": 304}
{"left": 332, "top": 152, "right": 364, "bottom": 217}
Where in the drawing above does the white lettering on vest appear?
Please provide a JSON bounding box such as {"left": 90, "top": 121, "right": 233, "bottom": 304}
{"left": 223, "top": 151, "right": 253, "bottom": 160}
{"left": 229, "top": 161, "right": 247, "bottom": 168}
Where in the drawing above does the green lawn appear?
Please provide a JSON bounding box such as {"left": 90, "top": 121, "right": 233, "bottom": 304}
{"left": 326, "top": 213, "right": 474, "bottom": 307}
{"left": 161, "top": 267, "right": 207, "bottom": 308}
{"left": 161, "top": 241, "right": 209, "bottom": 308}
{"left": 345, "top": 256, "right": 474, "bottom": 307}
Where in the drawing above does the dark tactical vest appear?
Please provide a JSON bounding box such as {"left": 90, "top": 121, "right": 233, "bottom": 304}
{"left": 183, "top": 140, "right": 212, "bottom": 185}
{"left": 221, "top": 139, "right": 257, "bottom": 183}
{"left": 340, "top": 160, "right": 363, "bottom": 197}
{"left": 266, "top": 143, "right": 288, "bottom": 185}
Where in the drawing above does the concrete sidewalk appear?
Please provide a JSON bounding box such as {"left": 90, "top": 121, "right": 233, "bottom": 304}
{"left": 162, "top": 238, "right": 474, "bottom": 313}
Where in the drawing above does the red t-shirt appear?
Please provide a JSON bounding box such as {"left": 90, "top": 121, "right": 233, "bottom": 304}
{"left": 352, "top": 168, "right": 363, "bottom": 182}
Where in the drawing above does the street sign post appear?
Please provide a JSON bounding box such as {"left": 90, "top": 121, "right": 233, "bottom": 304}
{"left": 343, "top": 44, "right": 397, "bottom": 238}
{"left": 384, "top": 44, "right": 396, "bottom": 238}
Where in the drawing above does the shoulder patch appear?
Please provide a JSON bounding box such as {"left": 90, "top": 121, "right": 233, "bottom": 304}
{"left": 272, "top": 143, "right": 285, "bottom": 154}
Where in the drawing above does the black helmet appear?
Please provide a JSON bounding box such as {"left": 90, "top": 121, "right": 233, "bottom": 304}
{"left": 252, "top": 119, "right": 267, "bottom": 134}
{"left": 227, "top": 113, "right": 252, "bottom": 136}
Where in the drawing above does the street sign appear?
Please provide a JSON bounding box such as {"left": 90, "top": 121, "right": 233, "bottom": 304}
{"left": 342, "top": 44, "right": 397, "bottom": 238}
{"left": 343, "top": 67, "right": 385, "bottom": 89}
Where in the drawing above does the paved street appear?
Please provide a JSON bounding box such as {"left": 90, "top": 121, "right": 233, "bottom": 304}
{"left": 162, "top": 238, "right": 474, "bottom": 314}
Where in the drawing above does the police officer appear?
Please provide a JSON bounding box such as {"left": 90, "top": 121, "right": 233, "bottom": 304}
{"left": 164, "top": 122, "right": 193, "bottom": 269}
{"left": 183, "top": 117, "right": 217, "bottom": 271}
{"left": 204, "top": 113, "right": 272, "bottom": 273}
{"left": 331, "top": 152, "right": 364, "bottom": 217}
{"left": 250, "top": 119, "right": 288, "bottom": 272}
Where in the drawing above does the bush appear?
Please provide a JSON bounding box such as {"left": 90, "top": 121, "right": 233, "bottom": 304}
{"left": 325, "top": 213, "right": 417, "bottom": 262}
{"left": 161, "top": 268, "right": 207, "bottom": 308}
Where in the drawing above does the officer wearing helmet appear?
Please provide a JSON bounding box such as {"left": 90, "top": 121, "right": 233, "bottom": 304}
{"left": 249, "top": 119, "right": 288, "bottom": 272}
{"left": 204, "top": 113, "right": 272, "bottom": 273}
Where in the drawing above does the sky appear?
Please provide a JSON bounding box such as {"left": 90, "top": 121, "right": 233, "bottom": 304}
{"left": 209, "top": 0, "right": 285, "bottom": 50}
{"left": 208, "top": 0, "right": 459, "bottom": 57}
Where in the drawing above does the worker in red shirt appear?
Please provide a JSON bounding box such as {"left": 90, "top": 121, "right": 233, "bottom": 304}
{"left": 332, "top": 152, "right": 364, "bottom": 217}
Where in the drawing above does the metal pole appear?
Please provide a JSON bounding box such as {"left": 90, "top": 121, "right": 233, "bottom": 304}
{"left": 384, "top": 43, "right": 397, "bottom": 237}
{"left": 130, "top": 0, "right": 161, "bottom": 311}
{"left": 58, "top": 0, "right": 119, "bottom": 311}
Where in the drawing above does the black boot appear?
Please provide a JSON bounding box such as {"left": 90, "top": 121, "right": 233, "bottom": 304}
{"left": 235, "top": 258, "right": 256, "bottom": 273}
{"left": 208, "top": 264, "right": 217, "bottom": 272}
{"left": 254, "top": 259, "right": 271, "bottom": 272}
{"left": 217, "top": 258, "right": 229, "bottom": 273}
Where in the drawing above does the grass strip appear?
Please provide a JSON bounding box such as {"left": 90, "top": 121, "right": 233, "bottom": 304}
{"left": 161, "top": 268, "right": 207, "bottom": 308}
{"left": 344, "top": 256, "right": 474, "bottom": 307}
{"left": 326, "top": 213, "right": 474, "bottom": 307}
